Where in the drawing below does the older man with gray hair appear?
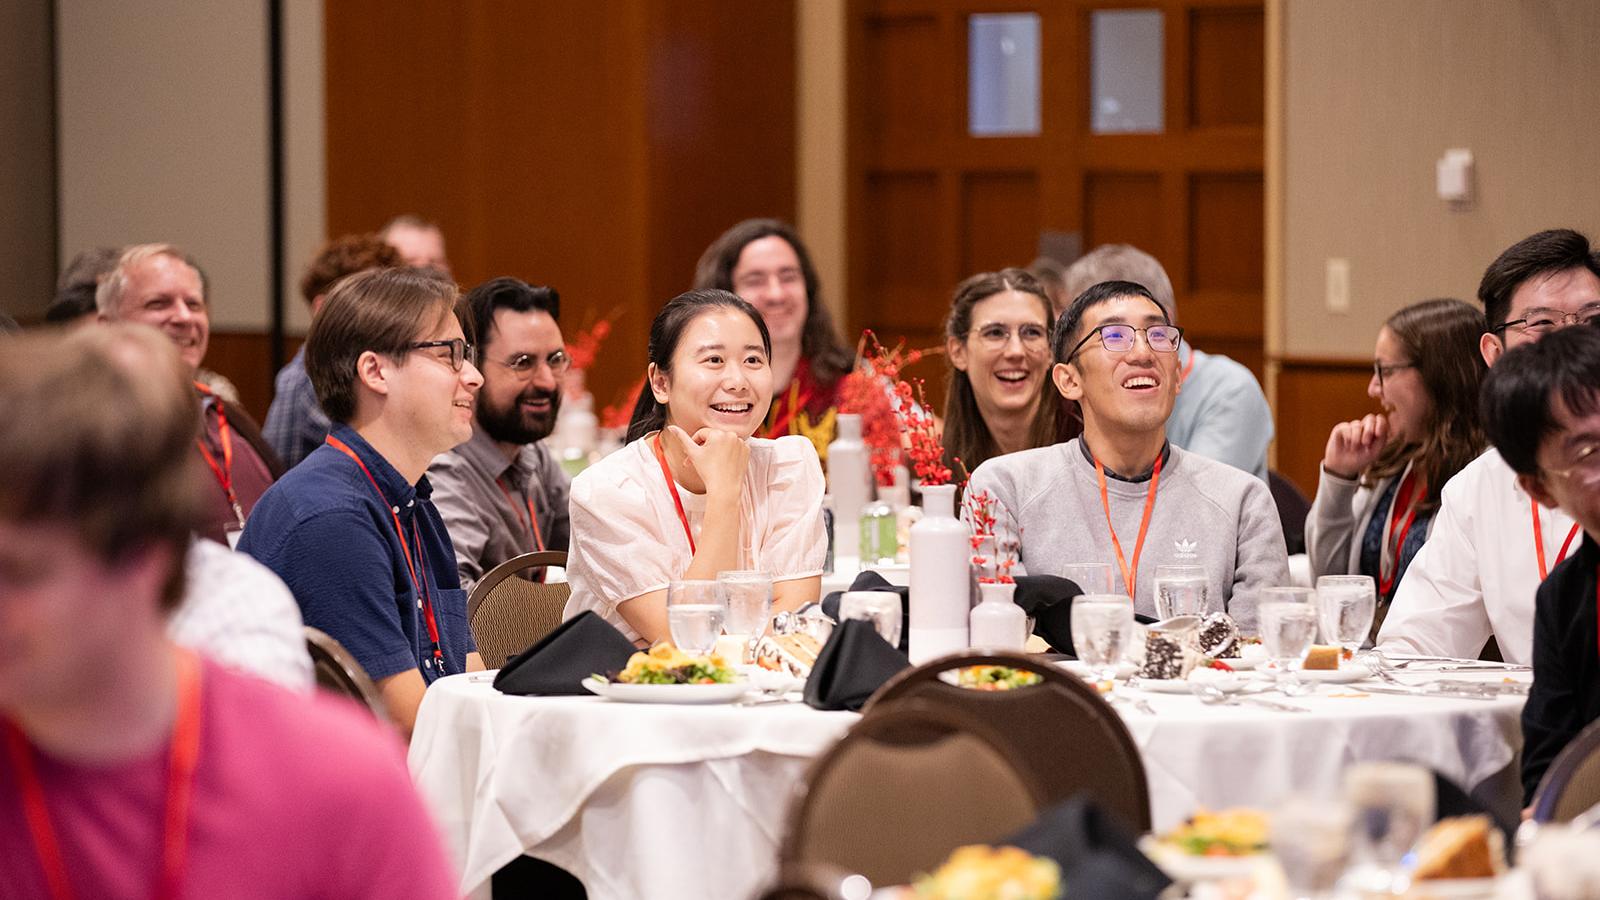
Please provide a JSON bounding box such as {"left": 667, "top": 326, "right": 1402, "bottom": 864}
{"left": 97, "top": 243, "right": 283, "bottom": 545}
{"left": 1061, "top": 243, "right": 1273, "bottom": 481}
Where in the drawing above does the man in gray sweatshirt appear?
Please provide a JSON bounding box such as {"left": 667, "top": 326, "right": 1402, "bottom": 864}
{"left": 966, "top": 280, "right": 1290, "bottom": 633}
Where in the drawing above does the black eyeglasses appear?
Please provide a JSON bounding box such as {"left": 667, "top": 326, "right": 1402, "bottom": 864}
{"left": 407, "top": 338, "right": 473, "bottom": 372}
{"left": 1373, "top": 361, "right": 1415, "bottom": 388}
{"left": 1065, "top": 323, "right": 1183, "bottom": 361}
{"left": 492, "top": 349, "right": 572, "bottom": 379}
{"left": 1491, "top": 306, "right": 1600, "bottom": 337}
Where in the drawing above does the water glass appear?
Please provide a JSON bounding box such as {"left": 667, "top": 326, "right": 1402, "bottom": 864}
{"left": 1060, "top": 562, "right": 1115, "bottom": 594}
{"left": 840, "top": 590, "right": 903, "bottom": 648}
{"left": 1260, "top": 600, "right": 1318, "bottom": 696}
{"left": 1153, "top": 564, "right": 1210, "bottom": 619}
{"left": 859, "top": 501, "right": 899, "bottom": 566}
{"left": 1342, "top": 762, "right": 1435, "bottom": 894}
{"left": 1270, "top": 796, "right": 1355, "bottom": 900}
{"left": 717, "top": 570, "right": 774, "bottom": 661}
{"left": 1316, "top": 575, "right": 1377, "bottom": 652}
{"left": 666, "top": 580, "right": 725, "bottom": 656}
{"left": 1071, "top": 594, "right": 1135, "bottom": 685}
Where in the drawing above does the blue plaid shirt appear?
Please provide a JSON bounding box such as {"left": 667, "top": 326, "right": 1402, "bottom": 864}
{"left": 263, "top": 347, "right": 332, "bottom": 469}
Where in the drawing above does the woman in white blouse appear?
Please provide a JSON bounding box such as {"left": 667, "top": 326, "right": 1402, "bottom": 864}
{"left": 564, "top": 288, "right": 827, "bottom": 645}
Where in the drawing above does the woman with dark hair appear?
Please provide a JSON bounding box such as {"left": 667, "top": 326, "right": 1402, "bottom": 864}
{"left": 1306, "top": 298, "right": 1488, "bottom": 629}
{"left": 942, "top": 268, "right": 1061, "bottom": 475}
{"left": 564, "top": 289, "right": 827, "bottom": 645}
{"left": 694, "top": 219, "right": 855, "bottom": 461}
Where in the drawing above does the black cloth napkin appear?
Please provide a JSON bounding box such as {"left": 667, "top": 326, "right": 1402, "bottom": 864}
{"left": 493, "top": 611, "right": 637, "bottom": 696}
{"left": 822, "top": 570, "right": 909, "bottom": 652}
{"left": 1004, "top": 795, "right": 1170, "bottom": 900}
{"left": 802, "top": 618, "right": 911, "bottom": 711}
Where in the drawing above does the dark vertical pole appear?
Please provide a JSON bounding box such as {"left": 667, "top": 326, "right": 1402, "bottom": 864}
{"left": 267, "top": 0, "right": 286, "bottom": 375}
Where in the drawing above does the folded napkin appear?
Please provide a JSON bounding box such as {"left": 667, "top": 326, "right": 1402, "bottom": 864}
{"left": 1012, "top": 575, "right": 1158, "bottom": 658}
{"left": 822, "top": 570, "right": 909, "bottom": 652}
{"left": 1004, "top": 795, "right": 1170, "bottom": 900}
{"left": 493, "top": 611, "right": 638, "bottom": 696}
{"left": 802, "top": 618, "right": 911, "bottom": 711}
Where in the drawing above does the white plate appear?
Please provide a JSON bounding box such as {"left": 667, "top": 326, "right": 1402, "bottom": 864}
{"left": 581, "top": 676, "right": 751, "bottom": 704}
{"left": 737, "top": 665, "right": 804, "bottom": 695}
{"left": 1139, "top": 837, "right": 1267, "bottom": 882}
{"left": 1209, "top": 657, "right": 1262, "bottom": 671}
{"left": 1288, "top": 666, "right": 1368, "bottom": 684}
{"left": 1133, "top": 675, "right": 1252, "bottom": 694}
{"left": 1060, "top": 660, "right": 1139, "bottom": 680}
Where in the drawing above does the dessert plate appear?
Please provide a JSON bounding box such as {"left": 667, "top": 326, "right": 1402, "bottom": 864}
{"left": 581, "top": 677, "right": 751, "bottom": 705}
{"left": 1132, "top": 674, "right": 1253, "bottom": 694}
{"left": 1288, "top": 666, "right": 1367, "bottom": 684}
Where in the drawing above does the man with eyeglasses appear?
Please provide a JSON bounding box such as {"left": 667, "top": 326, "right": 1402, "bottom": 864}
{"left": 428, "top": 277, "right": 573, "bottom": 592}
{"left": 1061, "top": 244, "right": 1273, "bottom": 482}
{"left": 966, "top": 281, "right": 1288, "bottom": 630}
{"left": 1376, "top": 229, "right": 1600, "bottom": 666}
{"left": 240, "top": 267, "right": 486, "bottom": 737}
{"left": 1478, "top": 325, "right": 1600, "bottom": 804}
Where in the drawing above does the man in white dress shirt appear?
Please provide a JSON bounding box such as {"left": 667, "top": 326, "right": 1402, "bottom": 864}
{"left": 1377, "top": 229, "right": 1600, "bottom": 663}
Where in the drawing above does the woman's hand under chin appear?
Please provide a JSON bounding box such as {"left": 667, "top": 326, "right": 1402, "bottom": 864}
{"left": 666, "top": 425, "right": 749, "bottom": 498}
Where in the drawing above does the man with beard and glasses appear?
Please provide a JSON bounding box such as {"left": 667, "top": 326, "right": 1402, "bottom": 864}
{"left": 429, "top": 277, "right": 572, "bottom": 592}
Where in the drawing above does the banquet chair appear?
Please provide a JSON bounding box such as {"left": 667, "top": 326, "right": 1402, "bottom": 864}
{"left": 304, "top": 627, "right": 389, "bottom": 723}
{"left": 467, "top": 550, "right": 569, "bottom": 670}
{"left": 1269, "top": 469, "right": 1311, "bottom": 555}
{"left": 862, "top": 650, "right": 1152, "bottom": 833}
{"left": 783, "top": 704, "right": 1045, "bottom": 888}
{"left": 753, "top": 862, "right": 861, "bottom": 900}
{"left": 1531, "top": 717, "right": 1600, "bottom": 822}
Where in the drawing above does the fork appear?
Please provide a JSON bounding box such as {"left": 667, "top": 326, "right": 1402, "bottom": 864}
{"left": 1110, "top": 693, "right": 1157, "bottom": 716}
{"left": 1189, "top": 682, "right": 1309, "bottom": 713}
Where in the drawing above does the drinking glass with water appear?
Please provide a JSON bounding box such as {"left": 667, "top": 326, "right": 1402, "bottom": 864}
{"left": 1071, "top": 594, "right": 1135, "bottom": 686}
{"left": 1060, "top": 562, "right": 1114, "bottom": 595}
{"left": 840, "top": 590, "right": 903, "bottom": 647}
{"left": 716, "top": 570, "right": 773, "bottom": 662}
{"left": 1260, "top": 600, "right": 1318, "bottom": 696}
{"left": 1153, "top": 564, "right": 1209, "bottom": 619}
{"left": 1316, "top": 575, "right": 1377, "bottom": 654}
{"left": 667, "top": 580, "right": 725, "bottom": 656}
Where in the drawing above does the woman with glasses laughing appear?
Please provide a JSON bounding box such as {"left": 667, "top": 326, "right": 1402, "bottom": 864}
{"left": 1305, "top": 298, "right": 1488, "bottom": 630}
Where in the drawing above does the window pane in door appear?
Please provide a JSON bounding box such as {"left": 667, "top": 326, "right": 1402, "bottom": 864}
{"left": 1091, "top": 9, "right": 1164, "bottom": 134}
{"left": 968, "top": 13, "right": 1041, "bottom": 137}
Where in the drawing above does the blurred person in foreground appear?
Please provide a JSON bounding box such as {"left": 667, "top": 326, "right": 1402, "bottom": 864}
{"left": 240, "top": 267, "right": 485, "bottom": 737}
{"left": 1306, "top": 299, "right": 1488, "bottom": 640}
{"left": 1061, "top": 244, "right": 1273, "bottom": 481}
{"left": 264, "top": 233, "right": 403, "bottom": 468}
{"left": 97, "top": 243, "right": 283, "bottom": 546}
{"left": 429, "top": 278, "right": 572, "bottom": 592}
{"left": 0, "top": 324, "right": 458, "bottom": 898}
{"left": 1478, "top": 325, "right": 1600, "bottom": 804}
{"left": 382, "top": 213, "right": 451, "bottom": 275}
{"left": 1378, "top": 229, "right": 1600, "bottom": 664}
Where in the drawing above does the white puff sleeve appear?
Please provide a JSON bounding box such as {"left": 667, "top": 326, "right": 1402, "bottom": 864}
{"left": 756, "top": 435, "right": 828, "bottom": 582}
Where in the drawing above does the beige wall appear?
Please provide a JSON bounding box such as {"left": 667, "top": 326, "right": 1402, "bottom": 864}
{"left": 283, "top": 0, "right": 326, "bottom": 334}
{"left": 796, "top": 0, "right": 848, "bottom": 325}
{"left": 1281, "top": 0, "right": 1600, "bottom": 359}
{"left": 0, "top": 0, "right": 56, "bottom": 320}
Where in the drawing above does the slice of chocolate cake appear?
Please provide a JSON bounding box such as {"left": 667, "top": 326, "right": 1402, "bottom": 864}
{"left": 1196, "top": 613, "right": 1240, "bottom": 659}
{"left": 1138, "top": 631, "right": 1193, "bottom": 680}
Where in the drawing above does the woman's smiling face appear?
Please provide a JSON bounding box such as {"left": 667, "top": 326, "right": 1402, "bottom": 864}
{"left": 948, "top": 289, "right": 1054, "bottom": 419}
{"left": 651, "top": 308, "right": 774, "bottom": 439}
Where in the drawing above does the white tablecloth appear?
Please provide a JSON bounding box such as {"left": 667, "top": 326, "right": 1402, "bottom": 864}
{"left": 409, "top": 667, "right": 1525, "bottom": 900}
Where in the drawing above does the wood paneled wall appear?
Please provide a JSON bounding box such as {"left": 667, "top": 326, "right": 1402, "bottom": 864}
{"left": 1273, "top": 357, "right": 1376, "bottom": 495}
{"left": 322, "top": 0, "right": 796, "bottom": 416}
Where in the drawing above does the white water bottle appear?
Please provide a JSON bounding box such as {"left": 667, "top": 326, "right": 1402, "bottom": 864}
{"left": 826, "top": 414, "right": 873, "bottom": 572}
{"left": 909, "top": 483, "right": 970, "bottom": 662}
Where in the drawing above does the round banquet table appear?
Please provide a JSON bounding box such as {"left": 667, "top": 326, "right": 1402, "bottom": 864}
{"left": 407, "top": 666, "right": 1526, "bottom": 900}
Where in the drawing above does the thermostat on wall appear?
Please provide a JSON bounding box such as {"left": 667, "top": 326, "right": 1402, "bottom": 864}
{"left": 1437, "top": 149, "right": 1474, "bottom": 203}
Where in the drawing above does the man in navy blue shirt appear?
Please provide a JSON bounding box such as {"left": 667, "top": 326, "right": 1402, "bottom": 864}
{"left": 1479, "top": 324, "right": 1600, "bottom": 806}
{"left": 241, "top": 266, "right": 485, "bottom": 737}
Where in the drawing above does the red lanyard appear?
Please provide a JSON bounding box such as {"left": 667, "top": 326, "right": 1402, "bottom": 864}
{"left": 1378, "top": 469, "right": 1424, "bottom": 596}
{"left": 1094, "top": 453, "right": 1163, "bottom": 601}
{"left": 326, "top": 436, "right": 444, "bottom": 666}
{"left": 193, "top": 383, "right": 244, "bottom": 528}
{"left": 1533, "top": 498, "right": 1582, "bottom": 581}
{"left": 497, "top": 478, "right": 545, "bottom": 553}
{"left": 6, "top": 649, "right": 202, "bottom": 900}
{"left": 651, "top": 432, "right": 697, "bottom": 555}
{"left": 1179, "top": 351, "right": 1196, "bottom": 385}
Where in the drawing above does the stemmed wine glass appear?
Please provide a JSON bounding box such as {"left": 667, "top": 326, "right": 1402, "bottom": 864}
{"left": 666, "top": 580, "right": 725, "bottom": 656}
{"left": 716, "top": 570, "right": 773, "bottom": 663}
{"left": 1260, "top": 600, "right": 1318, "bottom": 696}
{"left": 1071, "top": 594, "right": 1135, "bottom": 687}
{"left": 1316, "top": 575, "right": 1377, "bottom": 659}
